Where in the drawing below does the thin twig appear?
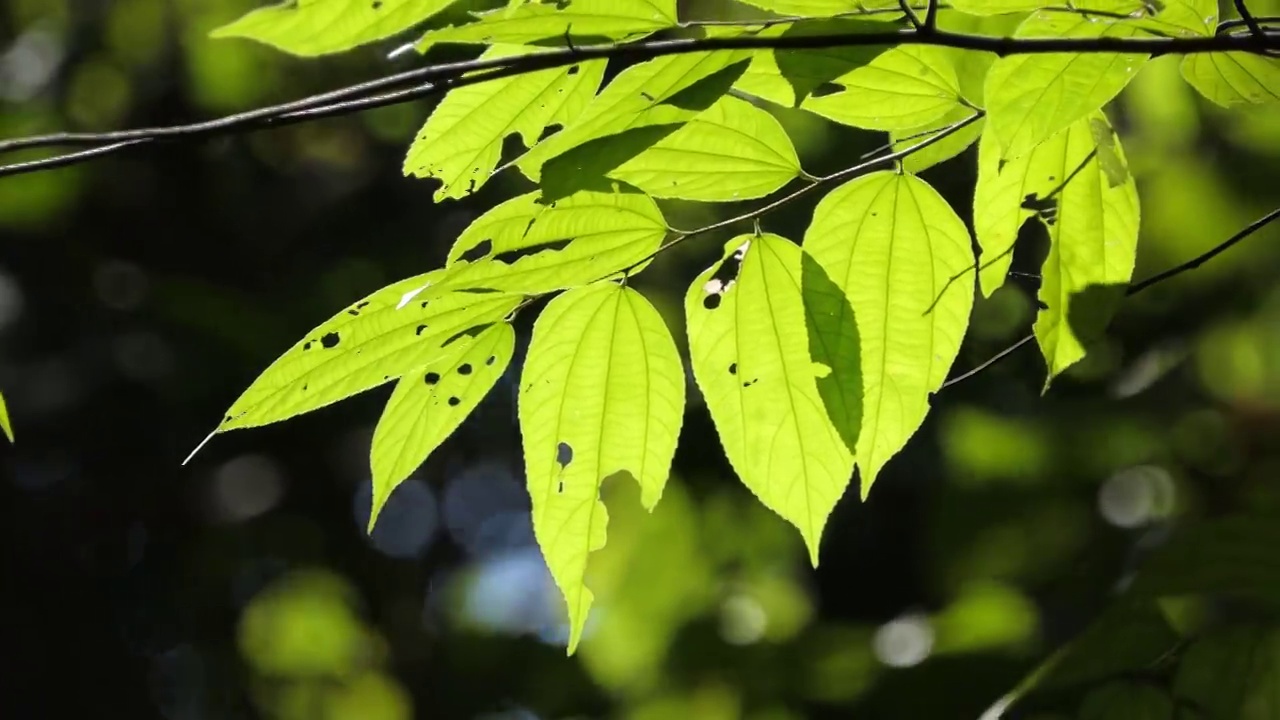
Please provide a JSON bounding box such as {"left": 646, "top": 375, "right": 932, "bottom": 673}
{"left": 1232, "top": 0, "right": 1268, "bottom": 40}
{"left": 925, "top": 0, "right": 940, "bottom": 30}
{"left": 940, "top": 205, "right": 1280, "bottom": 389}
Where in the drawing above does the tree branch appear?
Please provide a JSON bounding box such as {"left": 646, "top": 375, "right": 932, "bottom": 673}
{"left": 941, "top": 205, "right": 1280, "bottom": 390}
{"left": 0, "top": 25, "right": 1277, "bottom": 179}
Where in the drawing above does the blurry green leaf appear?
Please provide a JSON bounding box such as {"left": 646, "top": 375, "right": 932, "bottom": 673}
{"left": 0, "top": 390, "right": 11, "bottom": 442}
{"left": 403, "top": 46, "right": 604, "bottom": 201}
{"left": 985, "top": 11, "right": 1148, "bottom": 159}
{"left": 239, "top": 571, "right": 370, "bottom": 676}
{"left": 512, "top": 51, "right": 747, "bottom": 185}
{"left": 803, "top": 172, "right": 974, "bottom": 495}
{"left": 933, "top": 581, "right": 1038, "bottom": 654}
{"left": 1031, "top": 113, "right": 1139, "bottom": 386}
{"left": 1128, "top": 514, "right": 1280, "bottom": 604}
{"left": 1173, "top": 624, "right": 1280, "bottom": 719}
{"left": 890, "top": 108, "right": 985, "bottom": 173}
{"left": 219, "top": 274, "right": 521, "bottom": 430}
{"left": 322, "top": 673, "right": 413, "bottom": 720}
{"left": 607, "top": 96, "right": 802, "bottom": 201}
{"left": 1181, "top": 53, "right": 1280, "bottom": 107}
{"left": 1077, "top": 682, "right": 1174, "bottom": 720}
{"left": 211, "top": 0, "right": 455, "bottom": 56}
{"left": 416, "top": 0, "right": 677, "bottom": 50}
{"left": 686, "top": 234, "right": 855, "bottom": 563}
{"left": 369, "top": 323, "right": 514, "bottom": 529}
{"left": 520, "top": 282, "right": 685, "bottom": 654}
{"left": 441, "top": 189, "right": 667, "bottom": 294}
{"left": 802, "top": 46, "right": 966, "bottom": 131}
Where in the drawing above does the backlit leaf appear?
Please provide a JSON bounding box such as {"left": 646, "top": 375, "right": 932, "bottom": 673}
{"left": 369, "top": 322, "right": 514, "bottom": 529}
{"left": 520, "top": 281, "right": 685, "bottom": 654}
{"left": 211, "top": 0, "right": 455, "bottom": 56}
{"left": 985, "top": 11, "right": 1148, "bottom": 159}
{"left": 950, "top": 0, "right": 1144, "bottom": 15}
{"left": 890, "top": 108, "right": 985, "bottom": 173}
{"left": 686, "top": 234, "right": 855, "bottom": 563}
{"left": 1181, "top": 53, "right": 1280, "bottom": 106}
{"left": 1134, "top": 0, "right": 1217, "bottom": 36}
{"left": 416, "top": 0, "right": 678, "bottom": 51}
{"left": 802, "top": 46, "right": 966, "bottom": 131}
{"left": 403, "top": 45, "right": 604, "bottom": 201}
{"left": 804, "top": 172, "right": 974, "bottom": 494}
{"left": 219, "top": 274, "right": 522, "bottom": 430}
{"left": 735, "top": 0, "right": 898, "bottom": 15}
{"left": 1030, "top": 113, "right": 1139, "bottom": 386}
{"left": 440, "top": 189, "right": 667, "bottom": 294}
{"left": 0, "top": 389, "right": 11, "bottom": 442}
{"left": 607, "top": 96, "right": 802, "bottom": 201}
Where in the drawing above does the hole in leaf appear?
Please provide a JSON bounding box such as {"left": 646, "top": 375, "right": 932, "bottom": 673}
{"left": 457, "top": 239, "right": 493, "bottom": 263}
{"left": 729, "top": 363, "right": 737, "bottom": 375}
{"left": 303, "top": 341, "right": 313, "bottom": 351}
{"left": 320, "top": 332, "right": 341, "bottom": 349}
{"left": 703, "top": 294, "right": 722, "bottom": 310}
{"left": 416, "top": 324, "right": 429, "bottom": 336}
{"left": 486, "top": 356, "right": 496, "bottom": 366}
{"left": 448, "top": 396, "right": 461, "bottom": 406}
{"left": 493, "top": 239, "right": 572, "bottom": 265}
{"left": 443, "top": 323, "right": 493, "bottom": 347}
{"left": 567, "top": 65, "right": 580, "bottom": 75}
{"left": 458, "top": 363, "right": 473, "bottom": 375}
{"left": 424, "top": 372, "right": 441, "bottom": 385}
{"left": 556, "top": 441, "right": 573, "bottom": 468}
{"left": 372, "top": 0, "right": 382, "bottom": 7}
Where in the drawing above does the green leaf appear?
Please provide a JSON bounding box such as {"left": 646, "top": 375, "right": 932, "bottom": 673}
{"left": 1127, "top": 514, "right": 1280, "bottom": 605}
{"left": 606, "top": 96, "right": 803, "bottom": 201}
{"left": 1181, "top": 53, "right": 1280, "bottom": 107}
{"left": 803, "top": 172, "right": 974, "bottom": 494}
{"left": 734, "top": 0, "right": 898, "bottom": 15}
{"left": 0, "top": 389, "right": 11, "bottom": 443}
{"left": 1077, "top": 682, "right": 1175, "bottom": 720}
{"left": 520, "top": 281, "right": 685, "bottom": 654}
{"left": 985, "top": 11, "right": 1148, "bottom": 160}
{"left": 403, "top": 46, "right": 604, "bottom": 201}
{"left": 415, "top": 0, "right": 678, "bottom": 51}
{"left": 514, "top": 50, "right": 752, "bottom": 189}
{"left": 219, "top": 274, "right": 521, "bottom": 431}
{"left": 440, "top": 189, "right": 667, "bottom": 294}
{"left": 1134, "top": 0, "right": 1217, "bottom": 36}
{"left": 950, "top": 0, "right": 1144, "bottom": 15}
{"left": 1174, "top": 625, "right": 1280, "bottom": 719}
{"left": 890, "top": 108, "right": 985, "bottom": 173}
{"left": 211, "top": 0, "right": 455, "bottom": 56}
{"left": 802, "top": 46, "right": 967, "bottom": 131}
{"left": 686, "top": 234, "right": 855, "bottom": 563}
{"left": 369, "top": 322, "right": 514, "bottom": 529}
{"left": 1028, "top": 113, "right": 1139, "bottom": 385}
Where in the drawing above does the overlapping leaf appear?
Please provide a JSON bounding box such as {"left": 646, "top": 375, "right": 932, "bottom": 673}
{"left": 438, "top": 189, "right": 667, "bottom": 295}
{"left": 951, "top": 0, "right": 1144, "bottom": 15}
{"left": 735, "top": 0, "right": 899, "bottom": 15}
{"left": 404, "top": 46, "right": 604, "bottom": 201}
{"left": 686, "top": 234, "right": 855, "bottom": 563}
{"left": 1134, "top": 0, "right": 1217, "bottom": 36}
{"left": 416, "top": 0, "right": 678, "bottom": 51}
{"left": 890, "top": 109, "right": 985, "bottom": 173}
{"left": 803, "top": 172, "right": 974, "bottom": 495}
{"left": 211, "top": 0, "right": 455, "bottom": 56}
{"left": 985, "top": 11, "right": 1148, "bottom": 159}
{"left": 1181, "top": 53, "right": 1280, "bottom": 106}
{"left": 369, "top": 322, "right": 514, "bottom": 529}
{"left": 520, "top": 281, "right": 685, "bottom": 654}
{"left": 802, "top": 46, "right": 967, "bottom": 131}
{"left": 219, "top": 273, "right": 522, "bottom": 430}
{"left": 607, "top": 96, "right": 802, "bottom": 201}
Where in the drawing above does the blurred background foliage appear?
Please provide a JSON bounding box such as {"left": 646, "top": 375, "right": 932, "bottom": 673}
{"left": 2, "top": 0, "right": 1280, "bottom": 718}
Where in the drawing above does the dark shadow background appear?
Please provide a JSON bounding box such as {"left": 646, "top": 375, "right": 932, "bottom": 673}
{"left": 3, "top": 1, "right": 1280, "bottom": 718}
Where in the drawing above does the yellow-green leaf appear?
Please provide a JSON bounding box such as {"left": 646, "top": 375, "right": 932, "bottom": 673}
{"left": 211, "top": 0, "right": 455, "bottom": 56}
{"left": 416, "top": 0, "right": 677, "bottom": 51}
{"left": 985, "top": 11, "right": 1148, "bottom": 159}
{"left": 950, "top": 0, "right": 1144, "bottom": 15}
{"left": 735, "top": 0, "right": 898, "bottom": 15}
{"left": 219, "top": 274, "right": 521, "bottom": 431}
{"left": 607, "top": 96, "right": 802, "bottom": 201}
{"left": 802, "top": 46, "right": 966, "bottom": 131}
{"left": 520, "top": 281, "right": 685, "bottom": 654}
{"left": 727, "top": 21, "right": 885, "bottom": 108}
{"left": 440, "top": 189, "right": 667, "bottom": 294}
{"left": 1181, "top": 53, "right": 1280, "bottom": 106}
{"left": 890, "top": 108, "right": 985, "bottom": 173}
{"left": 403, "top": 45, "right": 604, "bottom": 201}
{"left": 803, "top": 172, "right": 974, "bottom": 494}
{"left": 369, "top": 322, "right": 514, "bottom": 529}
{"left": 1134, "top": 0, "right": 1217, "bottom": 36}
{"left": 0, "top": 389, "right": 11, "bottom": 443}
{"left": 1031, "top": 114, "right": 1139, "bottom": 385}
{"left": 686, "top": 234, "right": 854, "bottom": 563}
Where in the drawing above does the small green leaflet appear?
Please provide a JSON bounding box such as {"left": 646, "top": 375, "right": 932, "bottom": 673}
{"left": 607, "top": 96, "right": 803, "bottom": 201}
{"left": 1181, "top": 54, "right": 1280, "bottom": 106}
{"left": 985, "top": 11, "right": 1148, "bottom": 160}
{"left": 218, "top": 273, "right": 522, "bottom": 431}
{"left": 369, "top": 322, "right": 514, "bottom": 530}
{"left": 439, "top": 189, "right": 667, "bottom": 295}
{"left": 211, "top": 0, "right": 455, "bottom": 56}
{"left": 403, "top": 46, "right": 604, "bottom": 201}
{"left": 890, "top": 108, "right": 985, "bottom": 173}
{"left": 687, "top": 234, "right": 855, "bottom": 564}
{"left": 801, "top": 46, "right": 966, "bottom": 131}
{"left": 520, "top": 281, "right": 685, "bottom": 654}
{"left": 514, "top": 50, "right": 751, "bottom": 187}
{"left": 1031, "top": 113, "right": 1139, "bottom": 386}
{"left": 803, "top": 172, "right": 974, "bottom": 495}
{"left": 0, "top": 389, "right": 11, "bottom": 442}
{"left": 416, "top": 0, "right": 678, "bottom": 51}
{"left": 1173, "top": 625, "right": 1280, "bottom": 718}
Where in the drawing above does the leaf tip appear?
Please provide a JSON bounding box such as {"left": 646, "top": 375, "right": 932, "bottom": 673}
{"left": 367, "top": 486, "right": 390, "bottom": 536}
